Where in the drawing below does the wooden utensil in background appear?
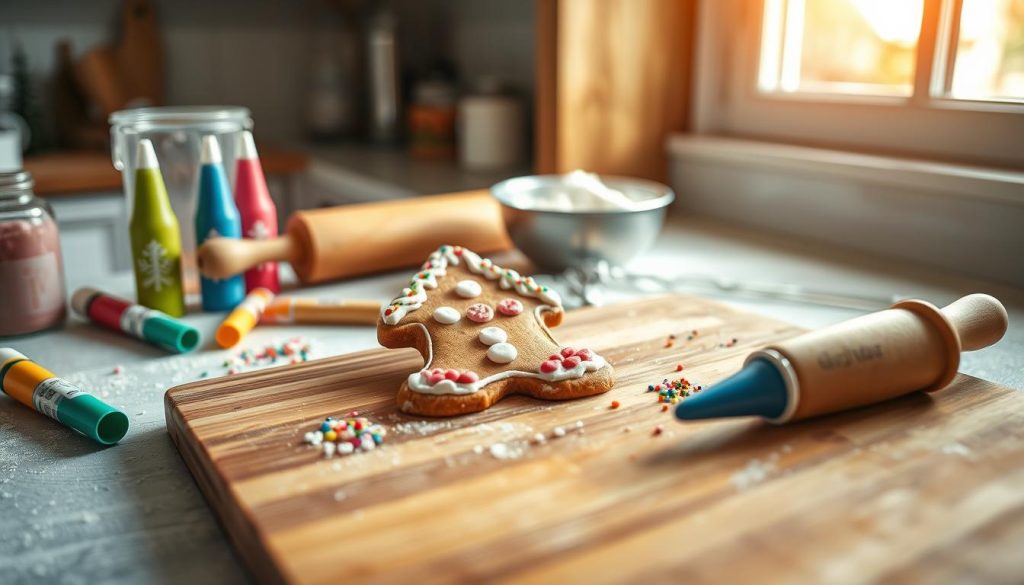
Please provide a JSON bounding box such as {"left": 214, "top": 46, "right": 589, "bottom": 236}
{"left": 74, "top": 0, "right": 163, "bottom": 118}
{"left": 116, "top": 0, "right": 163, "bottom": 106}
{"left": 198, "top": 190, "right": 513, "bottom": 284}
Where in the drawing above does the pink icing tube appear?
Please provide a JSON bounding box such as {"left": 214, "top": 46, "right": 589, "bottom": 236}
{"left": 234, "top": 131, "right": 280, "bottom": 293}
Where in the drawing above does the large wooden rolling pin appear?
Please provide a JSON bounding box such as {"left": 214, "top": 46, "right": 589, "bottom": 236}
{"left": 198, "top": 190, "right": 512, "bottom": 283}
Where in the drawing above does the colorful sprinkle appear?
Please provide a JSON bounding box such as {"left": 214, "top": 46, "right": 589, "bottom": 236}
{"left": 610, "top": 400, "right": 620, "bottom": 409}
{"left": 304, "top": 412, "right": 386, "bottom": 458}
{"left": 653, "top": 425, "right": 664, "bottom": 436}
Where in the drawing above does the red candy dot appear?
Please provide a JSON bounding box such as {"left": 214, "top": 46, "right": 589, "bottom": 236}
{"left": 540, "top": 360, "right": 560, "bottom": 373}
{"left": 548, "top": 354, "right": 562, "bottom": 361}
{"left": 444, "top": 369, "right": 460, "bottom": 381}
{"left": 560, "top": 347, "right": 575, "bottom": 358}
{"left": 428, "top": 373, "right": 445, "bottom": 385}
{"left": 497, "top": 298, "right": 524, "bottom": 316}
{"left": 466, "top": 303, "right": 495, "bottom": 323}
{"left": 576, "top": 349, "right": 592, "bottom": 361}
{"left": 457, "top": 371, "right": 479, "bottom": 384}
{"left": 562, "top": 356, "right": 581, "bottom": 369}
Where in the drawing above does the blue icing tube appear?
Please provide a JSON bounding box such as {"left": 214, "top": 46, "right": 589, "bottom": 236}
{"left": 195, "top": 135, "right": 246, "bottom": 312}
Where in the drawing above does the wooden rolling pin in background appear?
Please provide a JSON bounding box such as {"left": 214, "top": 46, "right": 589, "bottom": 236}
{"left": 198, "top": 190, "right": 512, "bottom": 283}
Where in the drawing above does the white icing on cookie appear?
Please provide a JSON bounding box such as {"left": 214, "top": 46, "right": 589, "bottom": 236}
{"left": 478, "top": 326, "right": 507, "bottom": 346}
{"left": 381, "top": 245, "right": 562, "bottom": 325}
{"left": 486, "top": 342, "right": 517, "bottom": 364}
{"left": 405, "top": 351, "right": 608, "bottom": 395}
{"left": 455, "top": 279, "right": 482, "bottom": 298}
{"left": 432, "top": 306, "right": 460, "bottom": 324}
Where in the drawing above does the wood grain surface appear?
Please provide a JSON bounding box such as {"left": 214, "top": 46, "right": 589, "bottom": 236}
{"left": 164, "top": 294, "right": 1024, "bottom": 584}
{"left": 535, "top": 0, "right": 697, "bottom": 180}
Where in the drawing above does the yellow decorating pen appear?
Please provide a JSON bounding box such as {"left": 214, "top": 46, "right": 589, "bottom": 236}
{"left": 215, "top": 287, "right": 275, "bottom": 348}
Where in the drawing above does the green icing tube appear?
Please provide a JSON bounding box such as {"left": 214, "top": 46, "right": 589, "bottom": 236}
{"left": 130, "top": 139, "right": 186, "bottom": 317}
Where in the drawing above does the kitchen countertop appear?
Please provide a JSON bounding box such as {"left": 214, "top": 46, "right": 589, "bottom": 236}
{"left": 1, "top": 217, "right": 1020, "bottom": 584}
{"left": 23, "top": 148, "right": 309, "bottom": 197}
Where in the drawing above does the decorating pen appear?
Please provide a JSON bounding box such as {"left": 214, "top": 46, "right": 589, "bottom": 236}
{"left": 0, "top": 349, "right": 129, "bottom": 445}
{"left": 675, "top": 294, "right": 1008, "bottom": 423}
{"left": 216, "top": 287, "right": 275, "bottom": 348}
{"left": 71, "top": 287, "right": 201, "bottom": 353}
{"left": 261, "top": 297, "right": 382, "bottom": 326}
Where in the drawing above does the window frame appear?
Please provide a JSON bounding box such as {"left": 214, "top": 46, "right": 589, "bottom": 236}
{"left": 693, "top": 0, "right": 1024, "bottom": 168}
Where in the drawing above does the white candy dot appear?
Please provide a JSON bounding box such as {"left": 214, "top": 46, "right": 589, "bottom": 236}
{"left": 486, "top": 342, "right": 518, "bottom": 364}
{"left": 478, "top": 326, "right": 508, "bottom": 346}
{"left": 433, "top": 306, "right": 460, "bottom": 324}
{"left": 455, "top": 279, "right": 482, "bottom": 298}
{"left": 339, "top": 442, "right": 355, "bottom": 455}
{"left": 323, "top": 442, "right": 336, "bottom": 458}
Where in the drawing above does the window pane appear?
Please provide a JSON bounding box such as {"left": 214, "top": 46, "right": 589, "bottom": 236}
{"left": 949, "top": 0, "right": 1024, "bottom": 101}
{"left": 760, "top": 0, "right": 923, "bottom": 96}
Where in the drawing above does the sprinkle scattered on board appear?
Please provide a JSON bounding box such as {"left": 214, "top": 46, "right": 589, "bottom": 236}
{"left": 303, "top": 412, "right": 387, "bottom": 458}
{"left": 111, "top": 365, "right": 125, "bottom": 375}
{"left": 216, "top": 338, "right": 313, "bottom": 377}
{"left": 609, "top": 400, "right": 620, "bottom": 410}
{"left": 647, "top": 375, "right": 702, "bottom": 406}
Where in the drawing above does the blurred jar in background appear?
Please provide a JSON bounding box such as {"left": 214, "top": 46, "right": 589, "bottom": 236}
{"left": 408, "top": 78, "right": 457, "bottom": 159}
{"left": 458, "top": 77, "right": 525, "bottom": 170}
{"left": 0, "top": 171, "right": 66, "bottom": 337}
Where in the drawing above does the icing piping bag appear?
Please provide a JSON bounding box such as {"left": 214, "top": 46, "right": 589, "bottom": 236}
{"left": 234, "top": 131, "right": 280, "bottom": 293}
{"left": 195, "top": 134, "right": 246, "bottom": 311}
{"left": 0, "top": 349, "right": 130, "bottom": 445}
{"left": 676, "top": 294, "right": 1008, "bottom": 423}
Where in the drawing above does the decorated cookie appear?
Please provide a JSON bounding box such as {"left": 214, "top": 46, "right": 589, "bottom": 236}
{"left": 377, "top": 244, "right": 615, "bottom": 416}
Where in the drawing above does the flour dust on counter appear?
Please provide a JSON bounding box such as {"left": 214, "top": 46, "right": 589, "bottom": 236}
{"left": 0, "top": 335, "right": 326, "bottom": 583}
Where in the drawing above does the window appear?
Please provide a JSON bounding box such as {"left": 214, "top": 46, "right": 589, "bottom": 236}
{"left": 759, "top": 0, "right": 924, "bottom": 97}
{"left": 944, "top": 0, "right": 1024, "bottom": 101}
{"left": 694, "top": 0, "right": 1024, "bottom": 166}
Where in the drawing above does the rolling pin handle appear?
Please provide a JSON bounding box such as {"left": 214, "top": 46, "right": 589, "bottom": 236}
{"left": 940, "top": 293, "right": 1009, "bottom": 352}
{"left": 197, "top": 236, "right": 297, "bottom": 280}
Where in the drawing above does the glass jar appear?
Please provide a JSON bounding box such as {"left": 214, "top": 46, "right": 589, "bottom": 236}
{"left": 0, "top": 170, "right": 67, "bottom": 336}
{"left": 110, "top": 106, "right": 252, "bottom": 299}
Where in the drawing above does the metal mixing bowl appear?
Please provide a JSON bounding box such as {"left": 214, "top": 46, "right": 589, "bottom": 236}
{"left": 491, "top": 174, "right": 675, "bottom": 273}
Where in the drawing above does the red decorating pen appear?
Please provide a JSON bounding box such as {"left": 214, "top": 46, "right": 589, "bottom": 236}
{"left": 234, "top": 130, "right": 280, "bottom": 293}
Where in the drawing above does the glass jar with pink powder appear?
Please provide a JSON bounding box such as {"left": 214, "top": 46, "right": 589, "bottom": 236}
{"left": 0, "top": 171, "right": 66, "bottom": 337}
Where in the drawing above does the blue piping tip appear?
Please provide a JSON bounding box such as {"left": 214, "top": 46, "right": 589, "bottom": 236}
{"left": 675, "top": 358, "right": 789, "bottom": 421}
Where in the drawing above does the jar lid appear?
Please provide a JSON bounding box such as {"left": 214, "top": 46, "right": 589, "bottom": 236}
{"left": 0, "top": 170, "right": 33, "bottom": 198}
{"left": 109, "top": 106, "right": 252, "bottom": 132}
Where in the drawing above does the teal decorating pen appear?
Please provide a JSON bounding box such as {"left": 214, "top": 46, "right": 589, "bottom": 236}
{"left": 0, "top": 349, "right": 129, "bottom": 445}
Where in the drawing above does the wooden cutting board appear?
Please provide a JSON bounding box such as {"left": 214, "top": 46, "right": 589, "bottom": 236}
{"left": 164, "top": 295, "right": 1024, "bottom": 584}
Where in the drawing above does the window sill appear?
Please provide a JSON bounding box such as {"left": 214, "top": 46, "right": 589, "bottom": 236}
{"left": 666, "top": 134, "right": 1024, "bottom": 287}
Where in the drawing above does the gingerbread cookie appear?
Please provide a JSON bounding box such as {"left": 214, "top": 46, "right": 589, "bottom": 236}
{"left": 377, "top": 244, "right": 614, "bottom": 416}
